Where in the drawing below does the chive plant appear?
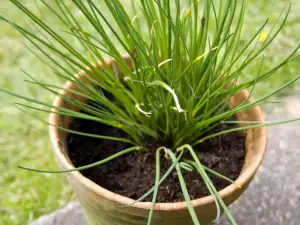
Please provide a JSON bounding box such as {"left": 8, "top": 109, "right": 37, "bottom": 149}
{"left": 1, "top": 0, "right": 300, "bottom": 224}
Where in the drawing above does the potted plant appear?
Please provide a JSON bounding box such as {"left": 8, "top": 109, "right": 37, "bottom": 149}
{"left": 1, "top": 0, "right": 299, "bottom": 224}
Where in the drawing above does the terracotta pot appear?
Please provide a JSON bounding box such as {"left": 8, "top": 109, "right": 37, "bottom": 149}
{"left": 49, "top": 57, "right": 267, "bottom": 225}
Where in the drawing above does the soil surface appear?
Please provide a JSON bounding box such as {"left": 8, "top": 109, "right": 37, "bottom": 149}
{"left": 68, "top": 119, "right": 245, "bottom": 203}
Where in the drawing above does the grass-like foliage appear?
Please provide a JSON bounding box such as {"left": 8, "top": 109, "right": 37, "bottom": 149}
{"left": 1, "top": 0, "right": 300, "bottom": 224}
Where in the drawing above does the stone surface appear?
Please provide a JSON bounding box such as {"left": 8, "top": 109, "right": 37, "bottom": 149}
{"left": 29, "top": 95, "right": 300, "bottom": 225}
{"left": 29, "top": 202, "right": 87, "bottom": 225}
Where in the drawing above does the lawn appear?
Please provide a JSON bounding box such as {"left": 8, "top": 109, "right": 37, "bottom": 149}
{"left": 0, "top": 1, "right": 299, "bottom": 225}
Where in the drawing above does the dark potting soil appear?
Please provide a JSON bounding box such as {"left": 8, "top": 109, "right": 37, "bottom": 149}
{"left": 68, "top": 118, "right": 245, "bottom": 203}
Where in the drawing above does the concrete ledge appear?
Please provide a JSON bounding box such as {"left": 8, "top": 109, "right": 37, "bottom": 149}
{"left": 29, "top": 202, "right": 88, "bottom": 225}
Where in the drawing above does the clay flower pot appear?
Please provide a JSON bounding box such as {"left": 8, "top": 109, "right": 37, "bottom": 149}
{"left": 49, "top": 57, "right": 267, "bottom": 225}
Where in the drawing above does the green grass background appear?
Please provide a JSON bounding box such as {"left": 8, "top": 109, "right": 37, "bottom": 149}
{"left": 0, "top": 1, "right": 299, "bottom": 225}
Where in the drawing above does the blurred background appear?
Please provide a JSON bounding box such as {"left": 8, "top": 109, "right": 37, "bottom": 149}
{"left": 0, "top": 1, "right": 299, "bottom": 225}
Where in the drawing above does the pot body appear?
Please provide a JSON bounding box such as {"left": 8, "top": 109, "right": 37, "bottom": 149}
{"left": 49, "top": 58, "right": 267, "bottom": 225}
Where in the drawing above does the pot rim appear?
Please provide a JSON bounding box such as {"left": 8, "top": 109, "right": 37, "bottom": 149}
{"left": 49, "top": 70, "right": 267, "bottom": 212}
